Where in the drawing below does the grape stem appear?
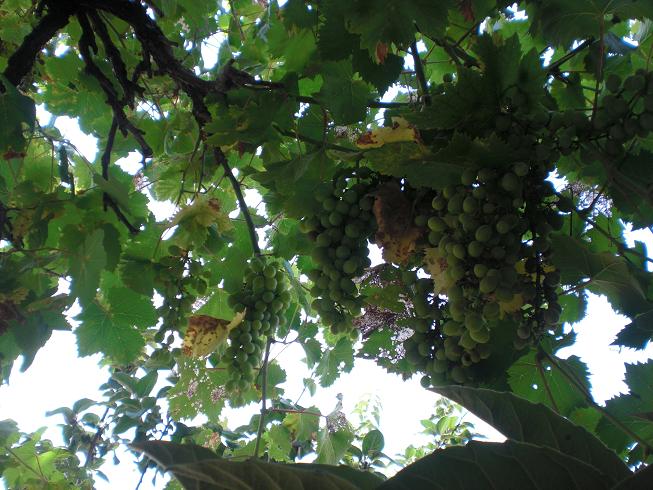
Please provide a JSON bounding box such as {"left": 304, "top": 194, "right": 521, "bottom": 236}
{"left": 213, "top": 147, "right": 261, "bottom": 255}
{"left": 254, "top": 337, "right": 273, "bottom": 459}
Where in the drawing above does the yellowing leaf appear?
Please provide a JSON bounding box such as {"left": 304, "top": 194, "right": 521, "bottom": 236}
{"left": 182, "top": 311, "right": 245, "bottom": 358}
{"left": 170, "top": 196, "right": 233, "bottom": 230}
{"left": 424, "top": 247, "right": 454, "bottom": 295}
{"left": 356, "top": 117, "right": 419, "bottom": 149}
{"left": 499, "top": 293, "right": 524, "bottom": 315}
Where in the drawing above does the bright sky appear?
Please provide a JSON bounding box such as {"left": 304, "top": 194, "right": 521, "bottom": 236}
{"left": 3, "top": 24, "right": 653, "bottom": 489}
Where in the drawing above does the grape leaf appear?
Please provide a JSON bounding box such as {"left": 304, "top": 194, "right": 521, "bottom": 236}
{"left": 315, "top": 426, "right": 355, "bottom": 465}
{"left": 75, "top": 288, "right": 156, "bottom": 363}
{"left": 0, "top": 75, "right": 35, "bottom": 154}
{"left": 434, "top": 386, "right": 630, "bottom": 484}
{"left": 68, "top": 228, "right": 107, "bottom": 307}
{"left": 133, "top": 440, "right": 382, "bottom": 489}
{"left": 283, "top": 407, "right": 321, "bottom": 442}
{"left": 316, "top": 337, "right": 355, "bottom": 387}
{"left": 378, "top": 440, "right": 610, "bottom": 490}
{"left": 316, "top": 61, "right": 370, "bottom": 125}
{"left": 508, "top": 351, "right": 590, "bottom": 417}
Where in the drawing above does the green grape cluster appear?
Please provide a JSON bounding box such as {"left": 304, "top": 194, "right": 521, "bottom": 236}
{"left": 154, "top": 245, "right": 210, "bottom": 342}
{"left": 299, "top": 168, "right": 377, "bottom": 335}
{"left": 410, "top": 162, "right": 565, "bottom": 385}
{"left": 224, "top": 256, "right": 291, "bottom": 390}
{"left": 593, "top": 70, "right": 653, "bottom": 157}
{"left": 401, "top": 273, "right": 491, "bottom": 387}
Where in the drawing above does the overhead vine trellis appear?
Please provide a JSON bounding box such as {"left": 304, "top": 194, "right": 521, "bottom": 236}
{"left": 1, "top": 0, "right": 653, "bottom": 488}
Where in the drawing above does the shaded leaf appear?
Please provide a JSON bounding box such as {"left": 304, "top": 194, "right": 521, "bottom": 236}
{"left": 434, "top": 385, "right": 630, "bottom": 484}
{"left": 132, "top": 440, "right": 382, "bottom": 489}
{"left": 378, "top": 440, "right": 609, "bottom": 490}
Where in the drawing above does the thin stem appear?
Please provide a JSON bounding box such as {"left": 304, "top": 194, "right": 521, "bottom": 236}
{"left": 266, "top": 408, "right": 323, "bottom": 418}
{"left": 293, "top": 94, "right": 409, "bottom": 109}
{"left": 5, "top": 446, "right": 48, "bottom": 483}
{"left": 410, "top": 41, "right": 430, "bottom": 105}
{"left": 84, "top": 406, "right": 110, "bottom": 468}
{"left": 541, "top": 349, "right": 653, "bottom": 454}
{"left": 254, "top": 338, "right": 273, "bottom": 459}
{"left": 213, "top": 147, "right": 261, "bottom": 255}
{"left": 274, "top": 126, "right": 359, "bottom": 154}
{"left": 535, "top": 354, "right": 560, "bottom": 413}
{"left": 547, "top": 39, "right": 594, "bottom": 74}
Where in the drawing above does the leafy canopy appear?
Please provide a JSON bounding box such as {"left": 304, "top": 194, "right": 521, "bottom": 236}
{"left": 1, "top": 0, "right": 653, "bottom": 488}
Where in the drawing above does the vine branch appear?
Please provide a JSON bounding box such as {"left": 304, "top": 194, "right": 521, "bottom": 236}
{"left": 540, "top": 348, "right": 653, "bottom": 454}
{"left": 213, "top": 147, "right": 261, "bottom": 255}
{"left": 535, "top": 353, "right": 560, "bottom": 413}
{"left": 254, "top": 338, "right": 273, "bottom": 459}
{"left": 410, "top": 41, "right": 431, "bottom": 105}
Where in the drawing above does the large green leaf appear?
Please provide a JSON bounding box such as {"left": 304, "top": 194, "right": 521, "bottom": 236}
{"left": 612, "top": 464, "right": 653, "bottom": 490}
{"left": 434, "top": 386, "right": 630, "bottom": 484}
{"left": 378, "top": 440, "right": 610, "bottom": 490}
{"left": 550, "top": 235, "right": 653, "bottom": 348}
{"left": 0, "top": 75, "right": 35, "bottom": 153}
{"left": 507, "top": 351, "right": 590, "bottom": 417}
{"left": 68, "top": 228, "right": 107, "bottom": 307}
{"left": 132, "top": 441, "right": 383, "bottom": 489}
{"left": 75, "top": 287, "right": 155, "bottom": 363}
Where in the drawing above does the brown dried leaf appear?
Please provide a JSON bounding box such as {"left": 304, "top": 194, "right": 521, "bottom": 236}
{"left": 372, "top": 182, "right": 421, "bottom": 264}
{"left": 182, "top": 311, "right": 245, "bottom": 357}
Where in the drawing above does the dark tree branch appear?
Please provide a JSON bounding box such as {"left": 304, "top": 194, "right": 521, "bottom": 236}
{"left": 547, "top": 39, "right": 595, "bottom": 75}
{"left": 213, "top": 147, "right": 261, "bottom": 255}
{"left": 100, "top": 118, "right": 139, "bottom": 234}
{"left": 84, "top": 406, "right": 110, "bottom": 468}
{"left": 410, "top": 41, "right": 431, "bottom": 105}
{"left": 2, "top": 1, "right": 77, "bottom": 87}
{"left": 77, "top": 10, "right": 153, "bottom": 159}
{"left": 88, "top": 9, "right": 143, "bottom": 107}
{"left": 254, "top": 338, "right": 273, "bottom": 459}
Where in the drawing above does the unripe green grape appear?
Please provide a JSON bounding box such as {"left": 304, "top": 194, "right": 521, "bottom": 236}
{"left": 450, "top": 366, "right": 467, "bottom": 384}
{"left": 428, "top": 217, "right": 446, "bottom": 232}
{"left": 470, "top": 327, "right": 490, "bottom": 344}
{"left": 479, "top": 275, "right": 499, "bottom": 294}
{"left": 464, "top": 312, "right": 484, "bottom": 331}
{"left": 461, "top": 167, "right": 477, "bottom": 185}
{"left": 605, "top": 73, "right": 621, "bottom": 93}
{"left": 462, "top": 196, "right": 478, "bottom": 213}
{"left": 474, "top": 263, "right": 489, "bottom": 278}
{"left": 501, "top": 172, "right": 521, "bottom": 194}
{"left": 431, "top": 196, "right": 447, "bottom": 210}
{"left": 414, "top": 215, "right": 428, "bottom": 227}
{"left": 475, "top": 225, "right": 493, "bottom": 242}
{"left": 442, "top": 320, "right": 464, "bottom": 336}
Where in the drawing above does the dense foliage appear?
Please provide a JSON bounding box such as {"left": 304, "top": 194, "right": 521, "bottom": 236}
{"left": 2, "top": 0, "right": 653, "bottom": 488}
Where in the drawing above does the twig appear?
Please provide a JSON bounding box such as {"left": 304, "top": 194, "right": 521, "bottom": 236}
{"left": 84, "top": 406, "right": 111, "bottom": 468}
{"left": 293, "top": 94, "right": 409, "bottom": 109}
{"left": 535, "top": 353, "right": 560, "bottom": 413}
{"left": 254, "top": 338, "right": 273, "bottom": 459}
{"left": 228, "top": 0, "right": 246, "bottom": 43}
{"left": 2, "top": 1, "right": 76, "bottom": 86}
{"left": 266, "top": 408, "right": 323, "bottom": 418}
{"left": 547, "top": 39, "right": 594, "bottom": 74}
{"left": 213, "top": 147, "right": 261, "bottom": 255}
{"left": 274, "top": 126, "right": 359, "bottom": 154}
{"left": 5, "top": 447, "right": 48, "bottom": 483}
{"left": 540, "top": 348, "right": 653, "bottom": 454}
{"left": 410, "top": 41, "right": 430, "bottom": 105}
